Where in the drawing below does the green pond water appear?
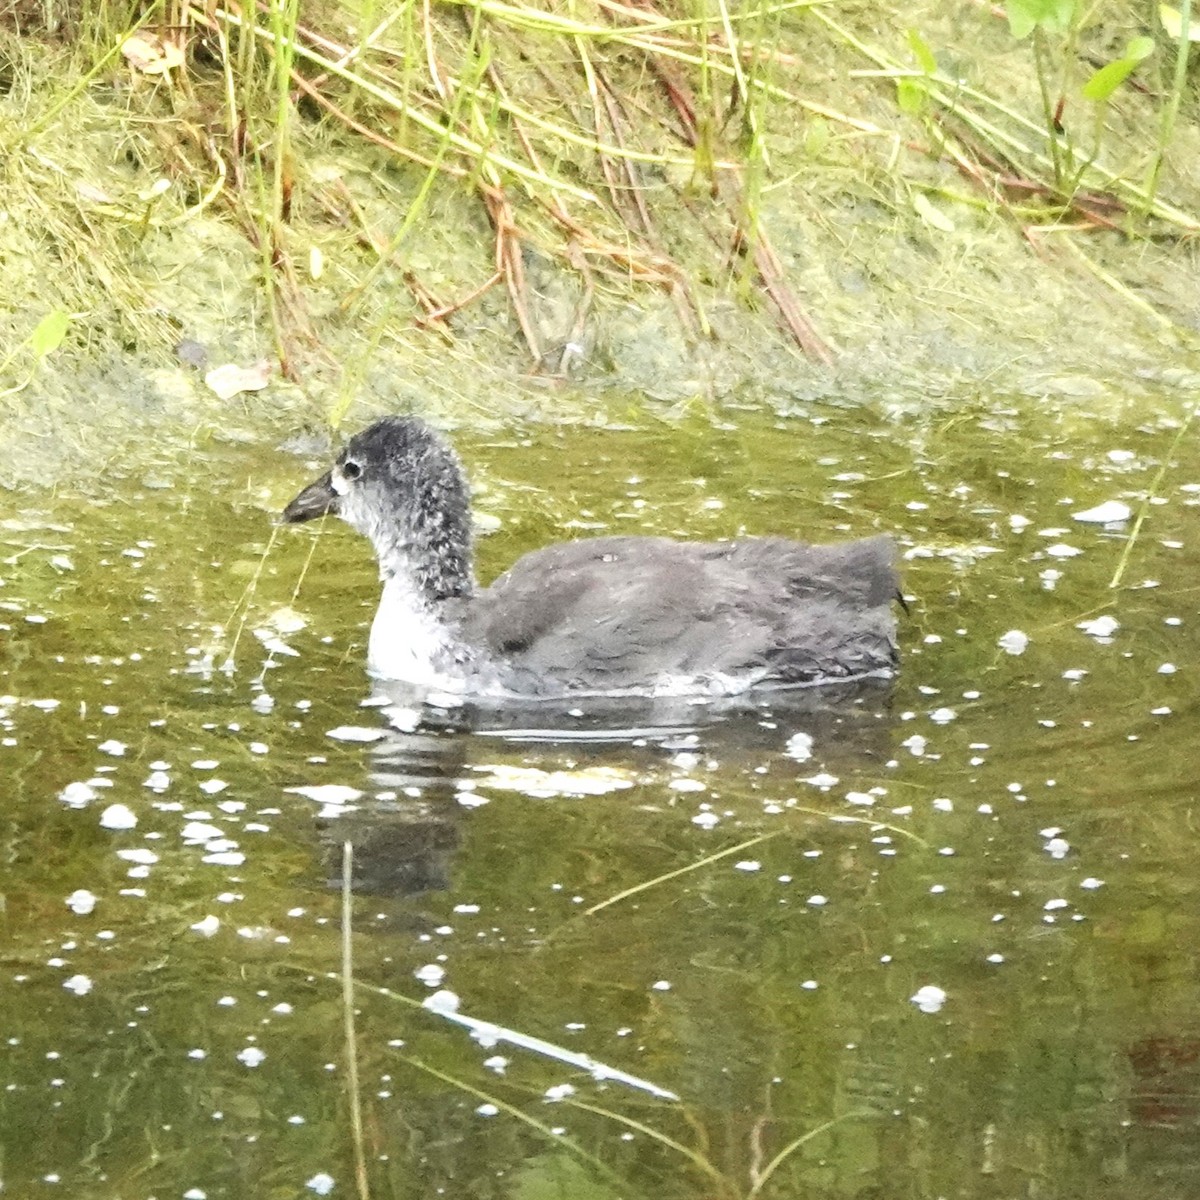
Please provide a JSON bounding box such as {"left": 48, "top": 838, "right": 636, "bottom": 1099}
{"left": 2, "top": 396, "right": 1198, "bottom": 1199}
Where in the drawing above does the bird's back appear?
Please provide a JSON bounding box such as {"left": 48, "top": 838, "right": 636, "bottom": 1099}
{"left": 461, "top": 533, "right": 899, "bottom": 697}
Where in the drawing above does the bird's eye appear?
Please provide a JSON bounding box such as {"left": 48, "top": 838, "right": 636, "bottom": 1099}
{"left": 342, "top": 458, "right": 362, "bottom": 480}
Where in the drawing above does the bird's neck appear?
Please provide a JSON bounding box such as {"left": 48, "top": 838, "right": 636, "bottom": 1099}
{"left": 370, "top": 515, "right": 475, "bottom": 607}
{"left": 368, "top": 567, "right": 472, "bottom": 688}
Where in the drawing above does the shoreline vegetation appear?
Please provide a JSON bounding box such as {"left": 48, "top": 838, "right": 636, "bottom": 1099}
{"left": 1, "top": 0, "right": 1198, "bottom": 483}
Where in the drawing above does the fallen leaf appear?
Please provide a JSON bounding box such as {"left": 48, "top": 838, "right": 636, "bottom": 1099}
{"left": 75, "top": 181, "right": 116, "bottom": 204}
{"left": 121, "top": 33, "right": 185, "bottom": 75}
{"left": 29, "top": 310, "right": 71, "bottom": 357}
{"left": 204, "top": 361, "right": 272, "bottom": 400}
{"left": 913, "top": 191, "right": 955, "bottom": 233}
{"left": 1160, "top": 4, "right": 1200, "bottom": 40}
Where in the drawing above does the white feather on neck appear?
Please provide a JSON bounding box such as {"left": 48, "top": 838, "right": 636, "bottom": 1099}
{"left": 367, "top": 568, "right": 466, "bottom": 690}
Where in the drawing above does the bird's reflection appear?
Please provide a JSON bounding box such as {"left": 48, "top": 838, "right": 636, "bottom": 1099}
{"left": 317, "top": 678, "right": 896, "bottom": 899}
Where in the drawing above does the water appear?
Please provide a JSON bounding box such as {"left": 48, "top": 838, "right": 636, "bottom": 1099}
{"left": 2, "top": 399, "right": 1198, "bottom": 1199}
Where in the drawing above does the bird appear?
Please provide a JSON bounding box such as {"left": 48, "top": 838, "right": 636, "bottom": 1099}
{"left": 281, "top": 416, "right": 901, "bottom": 699}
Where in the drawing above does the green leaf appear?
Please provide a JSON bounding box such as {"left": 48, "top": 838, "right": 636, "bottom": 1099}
{"left": 1082, "top": 59, "right": 1137, "bottom": 100}
{"left": 906, "top": 28, "right": 938, "bottom": 75}
{"left": 896, "top": 77, "right": 926, "bottom": 115}
{"left": 802, "top": 117, "right": 830, "bottom": 157}
{"left": 1082, "top": 37, "right": 1155, "bottom": 101}
{"left": 29, "top": 310, "right": 70, "bottom": 358}
{"left": 1006, "top": 0, "right": 1077, "bottom": 39}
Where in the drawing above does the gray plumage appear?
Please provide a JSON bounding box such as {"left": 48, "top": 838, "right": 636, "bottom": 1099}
{"left": 282, "top": 416, "right": 901, "bottom": 699}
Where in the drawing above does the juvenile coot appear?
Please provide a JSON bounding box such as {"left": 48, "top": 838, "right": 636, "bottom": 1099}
{"left": 282, "top": 417, "right": 900, "bottom": 698}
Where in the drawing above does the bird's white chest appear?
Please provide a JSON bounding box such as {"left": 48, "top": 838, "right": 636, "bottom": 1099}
{"left": 367, "top": 574, "right": 463, "bottom": 690}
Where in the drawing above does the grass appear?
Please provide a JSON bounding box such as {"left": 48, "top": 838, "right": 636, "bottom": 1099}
{"left": 1, "top": 0, "right": 1198, "bottom": 416}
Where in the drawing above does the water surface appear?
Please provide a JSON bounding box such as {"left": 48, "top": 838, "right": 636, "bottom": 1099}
{"left": 2, "top": 398, "right": 1198, "bottom": 1198}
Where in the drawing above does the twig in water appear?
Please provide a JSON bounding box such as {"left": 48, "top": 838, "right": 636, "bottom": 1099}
{"left": 341, "top": 841, "right": 370, "bottom": 1200}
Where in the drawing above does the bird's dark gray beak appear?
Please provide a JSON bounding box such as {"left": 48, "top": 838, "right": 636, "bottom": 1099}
{"left": 282, "top": 471, "right": 339, "bottom": 523}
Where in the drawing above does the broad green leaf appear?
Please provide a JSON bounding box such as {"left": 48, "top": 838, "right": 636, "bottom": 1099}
{"left": 1159, "top": 4, "right": 1200, "bottom": 40}
{"left": 1006, "top": 0, "right": 1077, "bottom": 39}
{"left": 1082, "top": 37, "right": 1155, "bottom": 101}
{"left": 906, "top": 28, "right": 938, "bottom": 75}
{"left": 29, "top": 310, "right": 70, "bottom": 358}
